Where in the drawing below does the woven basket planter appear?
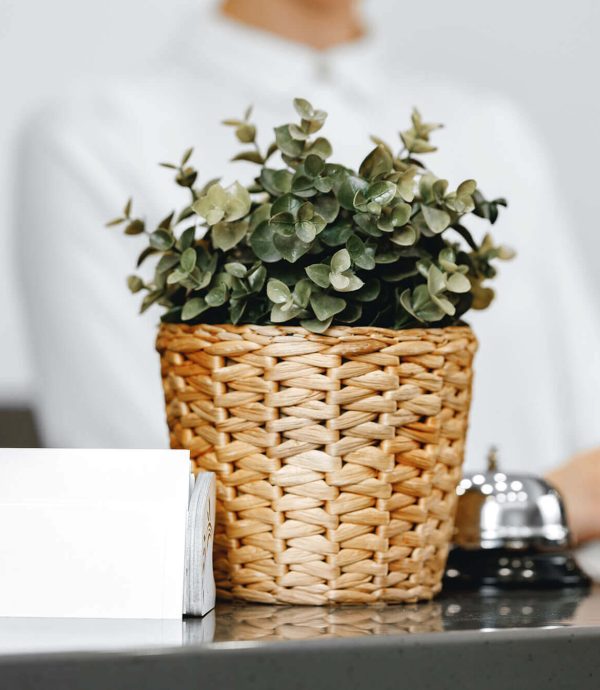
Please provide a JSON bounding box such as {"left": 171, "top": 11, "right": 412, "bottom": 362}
{"left": 157, "top": 323, "right": 477, "bottom": 605}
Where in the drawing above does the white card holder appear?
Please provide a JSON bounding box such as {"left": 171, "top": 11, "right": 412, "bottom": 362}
{"left": 0, "top": 449, "right": 216, "bottom": 620}
{"left": 184, "top": 472, "right": 216, "bottom": 617}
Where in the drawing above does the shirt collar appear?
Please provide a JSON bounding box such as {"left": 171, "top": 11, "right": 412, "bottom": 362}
{"left": 176, "top": 5, "right": 384, "bottom": 101}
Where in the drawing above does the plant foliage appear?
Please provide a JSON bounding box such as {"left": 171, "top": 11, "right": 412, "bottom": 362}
{"left": 109, "top": 99, "right": 513, "bottom": 332}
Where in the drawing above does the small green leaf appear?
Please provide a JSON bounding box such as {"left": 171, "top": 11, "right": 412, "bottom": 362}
{"left": 260, "top": 169, "right": 293, "bottom": 195}
{"left": 212, "top": 220, "right": 248, "bottom": 251}
{"left": 275, "top": 124, "right": 304, "bottom": 157}
{"left": 457, "top": 179, "right": 477, "bottom": 197}
{"left": 181, "top": 147, "right": 194, "bottom": 165}
{"left": 355, "top": 279, "right": 381, "bottom": 302}
{"left": 182, "top": 297, "right": 208, "bottom": 321}
{"left": 124, "top": 219, "right": 145, "bottom": 235}
{"left": 178, "top": 226, "right": 196, "bottom": 251}
{"left": 310, "top": 293, "right": 346, "bottom": 321}
{"left": 166, "top": 268, "right": 190, "bottom": 285}
{"left": 149, "top": 229, "right": 174, "bottom": 250}
{"left": 232, "top": 150, "right": 263, "bottom": 164}
{"left": 320, "top": 222, "right": 353, "bottom": 247}
{"left": 273, "top": 233, "right": 311, "bottom": 263}
{"left": 307, "top": 137, "right": 332, "bottom": 160}
{"left": 305, "top": 154, "right": 325, "bottom": 177}
{"left": 338, "top": 302, "right": 362, "bottom": 324}
{"left": 270, "top": 303, "right": 304, "bottom": 323}
{"left": 229, "top": 299, "right": 247, "bottom": 324}
{"left": 312, "top": 195, "right": 339, "bottom": 223}
{"left": 293, "top": 97, "right": 314, "bottom": 119}
{"left": 367, "top": 180, "right": 397, "bottom": 206}
{"left": 235, "top": 123, "right": 256, "bottom": 143}
{"left": 427, "top": 264, "right": 447, "bottom": 296}
{"left": 392, "top": 202, "right": 412, "bottom": 227}
{"left": 140, "top": 290, "right": 161, "bottom": 314}
{"left": 305, "top": 264, "right": 331, "bottom": 288}
{"left": 247, "top": 264, "right": 267, "bottom": 292}
{"left": 267, "top": 279, "right": 291, "bottom": 304}
{"left": 206, "top": 286, "right": 228, "bottom": 307}
{"left": 359, "top": 145, "right": 393, "bottom": 180}
{"left": 106, "top": 217, "right": 125, "bottom": 227}
{"left": 333, "top": 273, "right": 364, "bottom": 292}
{"left": 301, "top": 316, "right": 333, "bottom": 333}
{"left": 127, "top": 275, "right": 144, "bottom": 293}
{"left": 446, "top": 272, "right": 471, "bottom": 293}
{"left": 331, "top": 248, "right": 351, "bottom": 274}
{"left": 250, "top": 221, "right": 282, "bottom": 263}
{"left": 346, "top": 234, "right": 366, "bottom": 261}
{"left": 156, "top": 253, "right": 180, "bottom": 273}
{"left": 330, "top": 272, "right": 350, "bottom": 290}
{"left": 136, "top": 246, "right": 158, "bottom": 268}
{"left": 180, "top": 247, "right": 197, "bottom": 273}
{"left": 271, "top": 193, "right": 303, "bottom": 217}
{"left": 295, "top": 220, "right": 316, "bottom": 242}
{"left": 289, "top": 123, "right": 310, "bottom": 141}
{"left": 338, "top": 175, "right": 368, "bottom": 210}
{"left": 224, "top": 262, "right": 247, "bottom": 278}
{"left": 390, "top": 226, "right": 417, "bottom": 246}
{"left": 294, "top": 279, "right": 312, "bottom": 308}
{"left": 421, "top": 205, "right": 451, "bottom": 234}
{"left": 398, "top": 167, "right": 417, "bottom": 202}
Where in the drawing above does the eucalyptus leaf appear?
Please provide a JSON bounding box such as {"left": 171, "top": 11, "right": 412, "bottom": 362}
{"left": 273, "top": 233, "right": 311, "bottom": 263}
{"left": 301, "top": 316, "right": 333, "bottom": 333}
{"left": 422, "top": 205, "right": 451, "bottom": 234}
{"left": 206, "top": 286, "right": 228, "bottom": 307}
{"left": 178, "top": 226, "right": 196, "bottom": 250}
{"left": 149, "top": 230, "right": 174, "bottom": 251}
{"left": 125, "top": 219, "right": 145, "bottom": 235}
{"left": 331, "top": 248, "right": 351, "bottom": 274}
{"left": 180, "top": 247, "right": 197, "bottom": 273}
{"left": 156, "top": 253, "right": 181, "bottom": 273}
{"left": 275, "top": 125, "right": 304, "bottom": 157}
{"left": 267, "top": 279, "right": 291, "bottom": 304}
{"left": 447, "top": 272, "right": 471, "bottom": 293}
{"left": 182, "top": 297, "right": 208, "bottom": 321}
{"left": 127, "top": 275, "right": 144, "bottom": 293}
{"left": 212, "top": 220, "right": 248, "bottom": 251}
{"left": 306, "top": 264, "right": 331, "bottom": 288}
{"left": 390, "top": 226, "right": 417, "bottom": 246}
{"left": 250, "top": 221, "right": 282, "bottom": 263}
{"left": 224, "top": 262, "right": 248, "bottom": 278}
{"left": 310, "top": 293, "right": 346, "bottom": 321}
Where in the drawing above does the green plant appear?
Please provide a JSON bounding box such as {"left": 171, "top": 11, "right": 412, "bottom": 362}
{"left": 108, "top": 98, "right": 513, "bottom": 333}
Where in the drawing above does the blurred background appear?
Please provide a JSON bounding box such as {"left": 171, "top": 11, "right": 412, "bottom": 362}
{"left": 0, "top": 0, "right": 598, "bottom": 445}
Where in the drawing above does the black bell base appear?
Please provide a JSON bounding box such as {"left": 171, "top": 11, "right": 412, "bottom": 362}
{"left": 443, "top": 546, "right": 591, "bottom": 590}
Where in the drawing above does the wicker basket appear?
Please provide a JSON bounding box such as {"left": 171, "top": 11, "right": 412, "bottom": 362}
{"left": 157, "top": 323, "right": 477, "bottom": 605}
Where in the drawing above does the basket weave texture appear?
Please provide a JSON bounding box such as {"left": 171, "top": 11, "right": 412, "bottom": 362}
{"left": 157, "top": 323, "right": 477, "bottom": 605}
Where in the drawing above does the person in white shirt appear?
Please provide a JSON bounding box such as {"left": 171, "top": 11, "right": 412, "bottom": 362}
{"left": 16, "top": 0, "right": 600, "bottom": 543}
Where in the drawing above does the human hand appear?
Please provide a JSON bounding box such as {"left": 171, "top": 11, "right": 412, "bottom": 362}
{"left": 546, "top": 448, "right": 600, "bottom": 545}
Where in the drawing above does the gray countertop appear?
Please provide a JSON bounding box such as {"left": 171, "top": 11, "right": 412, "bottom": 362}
{"left": 1, "top": 586, "right": 599, "bottom": 689}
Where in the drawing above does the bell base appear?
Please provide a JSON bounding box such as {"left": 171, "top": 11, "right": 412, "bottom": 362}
{"left": 444, "top": 546, "right": 591, "bottom": 589}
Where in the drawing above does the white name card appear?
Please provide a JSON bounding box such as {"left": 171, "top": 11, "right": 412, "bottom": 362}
{"left": 0, "top": 449, "right": 194, "bottom": 620}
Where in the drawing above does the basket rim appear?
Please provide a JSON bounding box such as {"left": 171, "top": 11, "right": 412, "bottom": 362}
{"left": 157, "top": 322, "right": 475, "bottom": 338}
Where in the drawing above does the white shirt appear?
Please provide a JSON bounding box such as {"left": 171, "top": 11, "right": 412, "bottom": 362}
{"left": 16, "top": 6, "right": 600, "bottom": 473}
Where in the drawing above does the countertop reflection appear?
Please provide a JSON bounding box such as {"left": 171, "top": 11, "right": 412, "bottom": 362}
{"left": 1, "top": 586, "right": 599, "bottom": 656}
{"left": 203, "top": 585, "right": 600, "bottom": 644}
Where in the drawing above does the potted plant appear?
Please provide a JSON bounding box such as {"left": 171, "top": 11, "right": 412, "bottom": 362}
{"left": 109, "top": 98, "right": 512, "bottom": 605}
